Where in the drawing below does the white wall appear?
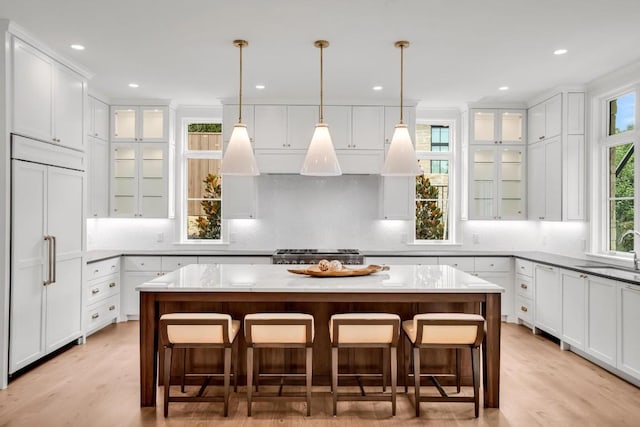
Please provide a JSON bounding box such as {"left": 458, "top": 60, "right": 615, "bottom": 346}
{"left": 87, "top": 173, "right": 588, "bottom": 255}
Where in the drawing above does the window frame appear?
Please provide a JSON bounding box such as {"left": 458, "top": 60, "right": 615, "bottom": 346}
{"left": 593, "top": 85, "right": 639, "bottom": 259}
{"left": 413, "top": 119, "right": 456, "bottom": 244}
{"left": 178, "top": 117, "right": 225, "bottom": 244}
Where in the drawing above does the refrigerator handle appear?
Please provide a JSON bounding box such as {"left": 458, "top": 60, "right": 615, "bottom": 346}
{"left": 51, "top": 235, "right": 56, "bottom": 284}
{"left": 43, "top": 236, "right": 52, "bottom": 286}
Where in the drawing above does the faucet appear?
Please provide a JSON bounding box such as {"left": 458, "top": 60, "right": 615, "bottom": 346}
{"left": 618, "top": 230, "right": 640, "bottom": 270}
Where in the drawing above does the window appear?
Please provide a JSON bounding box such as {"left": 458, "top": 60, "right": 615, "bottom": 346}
{"left": 183, "top": 123, "right": 223, "bottom": 240}
{"left": 415, "top": 123, "right": 453, "bottom": 241}
{"left": 599, "top": 90, "right": 638, "bottom": 255}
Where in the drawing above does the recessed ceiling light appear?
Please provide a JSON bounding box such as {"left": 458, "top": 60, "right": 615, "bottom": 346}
{"left": 255, "top": 84, "right": 265, "bottom": 89}
{"left": 499, "top": 86, "right": 509, "bottom": 91}
{"left": 70, "top": 44, "right": 85, "bottom": 50}
{"left": 373, "top": 86, "right": 383, "bottom": 91}
{"left": 553, "top": 49, "right": 568, "bottom": 55}
{"left": 128, "top": 83, "right": 139, "bottom": 88}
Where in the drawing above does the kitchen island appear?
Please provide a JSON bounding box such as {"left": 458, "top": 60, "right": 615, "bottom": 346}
{"left": 137, "top": 264, "right": 504, "bottom": 408}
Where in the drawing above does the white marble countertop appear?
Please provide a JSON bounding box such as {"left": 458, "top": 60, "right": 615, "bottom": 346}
{"left": 136, "top": 264, "right": 504, "bottom": 294}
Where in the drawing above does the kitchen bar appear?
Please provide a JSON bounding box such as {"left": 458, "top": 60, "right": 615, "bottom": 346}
{"left": 137, "top": 263, "right": 504, "bottom": 408}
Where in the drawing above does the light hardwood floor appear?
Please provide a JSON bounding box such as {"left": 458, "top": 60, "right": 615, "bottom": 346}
{"left": 1, "top": 322, "right": 639, "bottom": 427}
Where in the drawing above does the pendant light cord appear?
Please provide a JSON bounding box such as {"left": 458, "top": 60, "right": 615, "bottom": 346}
{"left": 399, "top": 43, "right": 404, "bottom": 124}
{"left": 319, "top": 43, "right": 324, "bottom": 123}
{"left": 238, "top": 42, "right": 243, "bottom": 123}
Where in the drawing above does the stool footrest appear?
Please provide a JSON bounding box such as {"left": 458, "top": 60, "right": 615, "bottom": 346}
{"left": 418, "top": 396, "right": 476, "bottom": 403}
{"left": 251, "top": 393, "right": 310, "bottom": 401}
{"left": 168, "top": 396, "right": 225, "bottom": 403}
{"left": 336, "top": 393, "right": 394, "bottom": 402}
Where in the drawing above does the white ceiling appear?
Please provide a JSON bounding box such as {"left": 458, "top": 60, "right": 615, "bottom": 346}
{"left": 2, "top": 0, "right": 640, "bottom": 108}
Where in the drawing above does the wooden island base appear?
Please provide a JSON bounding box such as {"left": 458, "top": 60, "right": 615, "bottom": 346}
{"left": 140, "top": 291, "right": 501, "bottom": 408}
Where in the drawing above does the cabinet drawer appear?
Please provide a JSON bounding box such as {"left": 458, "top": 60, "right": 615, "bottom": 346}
{"left": 438, "top": 257, "right": 475, "bottom": 272}
{"left": 124, "top": 256, "right": 162, "bottom": 272}
{"left": 86, "top": 274, "right": 119, "bottom": 305}
{"left": 87, "top": 257, "right": 120, "bottom": 281}
{"left": 366, "top": 257, "right": 438, "bottom": 265}
{"left": 515, "top": 258, "right": 533, "bottom": 276}
{"left": 516, "top": 273, "right": 533, "bottom": 299}
{"left": 516, "top": 295, "right": 533, "bottom": 323}
{"left": 161, "top": 256, "right": 198, "bottom": 272}
{"left": 475, "top": 257, "right": 512, "bottom": 272}
{"left": 85, "top": 295, "right": 119, "bottom": 333}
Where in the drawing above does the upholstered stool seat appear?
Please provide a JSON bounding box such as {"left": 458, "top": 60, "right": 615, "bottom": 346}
{"left": 160, "top": 313, "right": 240, "bottom": 417}
{"left": 244, "top": 313, "right": 314, "bottom": 416}
{"left": 329, "top": 313, "right": 401, "bottom": 416}
{"left": 403, "top": 312, "right": 485, "bottom": 417}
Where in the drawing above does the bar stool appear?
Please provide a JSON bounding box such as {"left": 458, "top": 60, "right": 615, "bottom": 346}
{"left": 244, "top": 313, "right": 314, "bottom": 416}
{"left": 403, "top": 313, "right": 485, "bottom": 417}
{"left": 329, "top": 313, "right": 400, "bottom": 416}
{"left": 160, "top": 313, "right": 240, "bottom": 417}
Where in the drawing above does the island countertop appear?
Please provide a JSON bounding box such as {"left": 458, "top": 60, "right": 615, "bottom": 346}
{"left": 136, "top": 264, "right": 505, "bottom": 293}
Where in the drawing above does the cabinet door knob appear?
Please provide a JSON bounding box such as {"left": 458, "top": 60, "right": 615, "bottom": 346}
{"left": 92, "top": 288, "right": 100, "bottom": 295}
{"left": 94, "top": 133, "right": 98, "bottom": 136}
{"left": 92, "top": 313, "right": 100, "bottom": 320}
{"left": 520, "top": 283, "right": 528, "bottom": 289}
{"left": 109, "top": 282, "right": 116, "bottom": 288}
{"left": 539, "top": 136, "right": 544, "bottom": 140}
{"left": 521, "top": 306, "right": 528, "bottom": 312}
{"left": 94, "top": 269, "right": 99, "bottom": 273}
{"left": 109, "top": 305, "right": 116, "bottom": 311}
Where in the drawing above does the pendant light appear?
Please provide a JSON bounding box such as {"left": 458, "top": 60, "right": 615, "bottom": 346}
{"left": 381, "top": 41, "right": 422, "bottom": 176}
{"left": 221, "top": 39, "right": 259, "bottom": 176}
{"left": 301, "top": 40, "right": 342, "bottom": 176}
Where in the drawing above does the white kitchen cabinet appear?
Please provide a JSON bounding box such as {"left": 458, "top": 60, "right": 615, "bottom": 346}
{"left": 10, "top": 145, "right": 84, "bottom": 373}
{"left": 223, "top": 176, "right": 257, "bottom": 219}
{"left": 111, "top": 106, "right": 169, "bottom": 142}
{"left": 564, "top": 134, "right": 585, "bottom": 220}
{"left": 12, "top": 37, "right": 85, "bottom": 151}
{"left": 365, "top": 256, "right": 438, "bottom": 265}
{"left": 110, "top": 142, "right": 169, "bottom": 218}
{"left": 324, "top": 106, "right": 352, "bottom": 149}
{"left": 528, "top": 94, "right": 561, "bottom": 143}
{"left": 438, "top": 257, "right": 475, "bottom": 272}
{"left": 87, "top": 136, "right": 109, "bottom": 217}
{"left": 384, "top": 106, "right": 415, "bottom": 145}
{"left": 88, "top": 96, "right": 109, "bottom": 141}
{"left": 197, "top": 256, "right": 271, "bottom": 264}
{"left": 469, "top": 145, "right": 526, "bottom": 220}
{"left": 528, "top": 136, "right": 561, "bottom": 221}
{"left": 287, "top": 105, "right": 317, "bottom": 149}
{"left": 560, "top": 269, "right": 587, "bottom": 350}
{"left": 253, "top": 105, "right": 288, "bottom": 149}
{"left": 470, "top": 109, "right": 525, "bottom": 145}
{"left": 352, "top": 106, "right": 384, "bottom": 149}
{"left": 474, "top": 257, "right": 514, "bottom": 322}
{"left": 380, "top": 176, "right": 413, "bottom": 220}
{"left": 618, "top": 284, "right": 640, "bottom": 379}
{"left": 122, "top": 256, "right": 162, "bottom": 318}
{"left": 84, "top": 257, "right": 120, "bottom": 336}
{"left": 534, "top": 263, "right": 561, "bottom": 337}
{"left": 587, "top": 276, "right": 617, "bottom": 366}
{"left": 161, "top": 256, "right": 198, "bottom": 272}
{"left": 223, "top": 104, "right": 254, "bottom": 143}
{"left": 515, "top": 258, "right": 534, "bottom": 327}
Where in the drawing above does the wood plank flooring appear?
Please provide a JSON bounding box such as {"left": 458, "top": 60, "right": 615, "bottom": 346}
{"left": 1, "top": 321, "right": 639, "bottom": 426}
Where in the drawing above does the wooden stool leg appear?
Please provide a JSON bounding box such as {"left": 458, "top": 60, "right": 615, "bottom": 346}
{"left": 181, "top": 348, "right": 186, "bottom": 393}
{"left": 246, "top": 346, "right": 253, "bottom": 417}
{"left": 413, "top": 346, "right": 421, "bottom": 417}
{"left": 391, "top": 346, "right": 397, "bottom": 416}
{"left": 404, "top": 334, "right": 411, "bottom": 393}
{"left": 223, "top": 347, "right": 231, "bottom": 417}
{"left": 163, "top": 346, "right": 173, "bottom": 418}
{"left": 332, "top": 347, "right": 338, "bottom": 416}
{"left": 233, "top": 338, "right": 238, "bottom": 393}
{"left": 382, "top": 347, "right": 389, "bottom": 392}
{"left": 456, "top": 348, "right": 462, "bottom": 394}
{"left": 472, "top": 346, "right": 480, "bottom": 418}
{"left": 306, "top": 347, "right": 313, "bottom": 416}
{"left": 254, "top": 347, "right": 260, "bottom": 392}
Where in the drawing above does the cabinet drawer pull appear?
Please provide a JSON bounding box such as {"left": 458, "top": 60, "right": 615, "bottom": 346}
{"left": 520, "top": 306, "right": 528, "bottom": 313}
{"left": 94, "top": 269, "right": 100, "bottom": 273}
{"left": 92, "top": 313, "right": 100, "bottom": 320}
{"left": 539, "top": 136, "right": 544, "bottom": 140}
{"left": 91, "top": 288, "right": 100, "bottom": 295}
{"left": 109, "top": 305, "right": 116, "bottom": 311}
{"left": 520, "top": 283, "right": 528, "bottom": 289}
{"left": 537, "top": 265, "right": 554, "bottom": 271}
{"left": 520, "top": 265, "right": 525, "bottom": 269}
{"left": 109, "top": 282, "right": 116, "bottom": 288}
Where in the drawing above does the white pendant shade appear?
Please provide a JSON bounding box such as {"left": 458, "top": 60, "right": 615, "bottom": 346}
{"left": 221, "top": 123, "right": 259, "bottom": 176}
{"left": 381, "top": 124, "right": 422, "bottom": 176}
{"left": 300, "top": 123, "right": 342, "bottom": 176}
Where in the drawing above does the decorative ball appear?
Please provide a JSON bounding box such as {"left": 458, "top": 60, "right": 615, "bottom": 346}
{"left": 328, "top": 260, "right": 343, "bottom": 271}
{"left": 318, "top": 259, "right": 330, "bottom": 271}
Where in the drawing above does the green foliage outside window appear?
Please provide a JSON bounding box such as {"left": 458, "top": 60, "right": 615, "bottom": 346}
{"left": 195, "top": 173, "right": 222, "bottom": 239}
{"left": 188, "top": 123, "right": 222, "bottom": 133}
{"left": 611, "top": 144, "right": 634, "bottom": 252}
{"left": 415, "top": 175, "right": 444, "bottom": 240}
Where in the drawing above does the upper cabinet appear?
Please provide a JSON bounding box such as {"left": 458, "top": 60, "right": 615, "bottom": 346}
{"left": 253, "top": 105, "right": 288, "bottom": 150}
{"left": 353, "top": 106, "right": 384, "bottom": 149}
{"left": 471, "top": 109, "right": 526, "bottom": 145}
{"left": 111, "top": 106, "right": 169, "bottom": 142}
{"left": 527, "top": 94, "right": 561, "bottom": 143}
{"left": 12, "top": 37, "right": 86, "bottom": 151}
{"left": 88, "top": 96, "right": 109, "bottom": 141}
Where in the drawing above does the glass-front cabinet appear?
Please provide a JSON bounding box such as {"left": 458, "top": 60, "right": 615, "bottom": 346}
{"left": 111, "top": 142, "right": 168, "bottom": 218}
{"left": 471, "top": 109, "right": 525, "bottom": 145}
{"left": 111, "top": 106, "right": 168, "bottom": 142}
{"left": 469, "top": 146, "right": 525, "bottom": 219}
